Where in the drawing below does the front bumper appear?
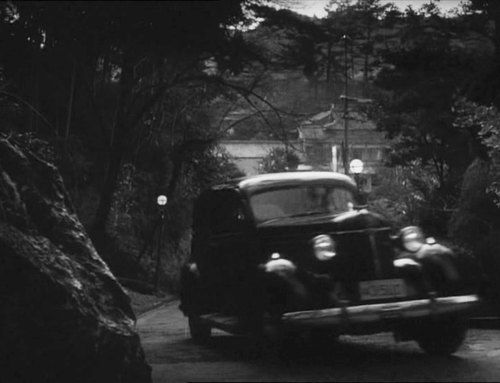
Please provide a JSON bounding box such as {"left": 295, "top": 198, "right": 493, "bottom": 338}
{"left": 282, "top": 294, "right": 480, "bottom": 327}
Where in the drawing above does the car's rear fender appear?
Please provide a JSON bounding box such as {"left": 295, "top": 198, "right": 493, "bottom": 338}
{"left": 179, "top": 262, "right": 204, "bottom": 316}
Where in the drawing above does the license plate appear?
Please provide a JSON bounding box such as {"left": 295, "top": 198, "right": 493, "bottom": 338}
{"left": 359, "top": 279, "right": 407, "bottom": 301}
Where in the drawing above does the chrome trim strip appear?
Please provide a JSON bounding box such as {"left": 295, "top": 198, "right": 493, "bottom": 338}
{"left": 334, "top": 227, "right": 391, "bottom": 235}
{"left": 282, "top": 295, "right": 480, "bottom": 326}
{"left": 368, "top": 231, "right": 382, "bottom": 278}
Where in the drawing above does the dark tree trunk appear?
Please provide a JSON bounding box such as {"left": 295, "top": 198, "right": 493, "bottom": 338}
{"left": 90, "top": 144, "right": 124, "bottom": 245}
{"left": 90, "top": 51, "right": 135, "bottom": 244}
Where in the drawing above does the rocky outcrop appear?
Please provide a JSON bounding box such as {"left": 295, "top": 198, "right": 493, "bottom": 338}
{"left": 0, "top": 138, "right": 151, "bottom": 383}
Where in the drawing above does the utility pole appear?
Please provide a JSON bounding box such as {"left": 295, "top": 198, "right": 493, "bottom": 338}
{"left": 341, "top": 34, "right": 351, "bottom": 175}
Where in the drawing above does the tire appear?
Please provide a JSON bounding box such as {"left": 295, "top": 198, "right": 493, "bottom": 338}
{"left": 416, "top": 318, "right": 467, "bottom": 356}
{"left": 307, "top": 328, "right": 339, "bottom": 350}
{"left": 188, "top": 316, "right": 211, "bottom": 343}
{"left": 248, "top": 313, "right": 293, "bottom": 359}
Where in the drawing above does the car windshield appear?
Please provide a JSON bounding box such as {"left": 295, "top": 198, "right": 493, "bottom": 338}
{"left": 249, "top": 185, "right": 355, "bottom": 223}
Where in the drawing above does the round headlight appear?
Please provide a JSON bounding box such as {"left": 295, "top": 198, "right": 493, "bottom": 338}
{"left": 400, "top": 226, "right": 425, "bottom": 252}
{"left": 312, "top": 234, "right": 336, "bottom": 261}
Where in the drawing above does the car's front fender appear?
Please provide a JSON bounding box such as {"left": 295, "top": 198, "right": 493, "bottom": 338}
{"left": 258, "top": 258, "right": 308, "bottom": 314}
{"left": 415, "top": 243, "right": 460, "bottom": 282}
{"left": 397, "top": 243, "right": 470, "bottom": 294}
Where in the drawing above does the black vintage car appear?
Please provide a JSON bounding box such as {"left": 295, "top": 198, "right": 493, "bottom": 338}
{"left": 179, "top": 171, "right": 481, "bottom": 355}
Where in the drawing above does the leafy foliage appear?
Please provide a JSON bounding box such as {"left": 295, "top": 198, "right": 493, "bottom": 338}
{"left": 0, "top": 1, "right": 252, "bottom": 237}
{"left": 370, "top": 7, "right": 495, "bottom": 234}
{"left": 453, "top": 98, "right": 500, "bottom": 206}
{"left": 448, "top": 157, "right": 500, "bottom": 303}
{"left": 447, "top": 96, "right": 500, "bottom": 304}
{"left": 368, "top": 165, "right": 452, "bottom": 235}
{"left": 259, "top": 146, "right": 299, "bottom": 173}
{"left": 0, "top": 1, "right": 256, "bottom": 290}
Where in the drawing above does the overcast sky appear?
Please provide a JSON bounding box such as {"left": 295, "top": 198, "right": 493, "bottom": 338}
{"left": 288, "top": 0, "right": 465, "bottom": 18}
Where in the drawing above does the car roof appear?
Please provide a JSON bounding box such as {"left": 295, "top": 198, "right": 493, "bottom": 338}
{"left": 211, "top": 171, "right": 357, "bottom": 194}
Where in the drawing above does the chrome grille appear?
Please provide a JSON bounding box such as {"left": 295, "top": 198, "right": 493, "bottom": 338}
{"left": 333, "top": 228, "right": 395, "bottom": 281}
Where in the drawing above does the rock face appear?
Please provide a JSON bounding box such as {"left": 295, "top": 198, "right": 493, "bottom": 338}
{"left": 0, "top": 138, "right": 151, "bottom": 383}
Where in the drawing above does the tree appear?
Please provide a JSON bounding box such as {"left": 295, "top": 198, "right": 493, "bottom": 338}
{"left": 464, "top": 0, "right": 500, "bottom": 60}
{"left": 259, "top": 146, "right": 299, "bottom": 173}
{"left": 371, "top": 7, "right": 490, "bottom": 233}
{"left": 0, "top": 1, "right": 253, "bottom": 246}
{"left": 453, "top": 98, "right": 500, "bottom": 205}
{"left": 325, "top": 0, "right": 395, "bottom": 95}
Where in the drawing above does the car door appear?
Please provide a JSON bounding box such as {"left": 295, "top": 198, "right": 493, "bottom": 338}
{"left": 205, "top": 189, "right": 257, "bottom": 315}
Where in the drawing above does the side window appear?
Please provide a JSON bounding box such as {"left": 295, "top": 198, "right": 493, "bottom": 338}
{"left": 210, "top": 190, "right": 246, "bottom": 234}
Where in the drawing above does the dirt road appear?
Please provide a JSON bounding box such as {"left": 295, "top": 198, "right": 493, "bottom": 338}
{"left": 137, "top": 300, "right": 500, "bottom": 382}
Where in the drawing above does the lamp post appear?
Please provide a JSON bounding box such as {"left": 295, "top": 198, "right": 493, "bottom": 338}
{"left": 154, "top": 194, "right": 168, "bottom": 292}
{"left": 349, "top": 157, "right": 363, "bottom": 191}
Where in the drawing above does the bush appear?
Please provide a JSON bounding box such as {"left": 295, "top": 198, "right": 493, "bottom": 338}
{"left": 368, "top": 166, "right": 429, "bottom": 230}
{"left": 449, "top": 158, "right": 500, "bottom": 307}
{"left": 260, "top": 147, "right": 299, "bottom": 173}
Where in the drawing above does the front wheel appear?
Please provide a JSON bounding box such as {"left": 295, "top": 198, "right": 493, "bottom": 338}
{"left": 415, "top": 317, "right": 467, "bottom": 356}
{"left": 307, "top": 328, "right": 339, "bottom": 349}
{"left": 248, "top": 313, "right": 296, "bottom": 359}
{"left": 188, "top": 316, "right": 211, "bottom": 343}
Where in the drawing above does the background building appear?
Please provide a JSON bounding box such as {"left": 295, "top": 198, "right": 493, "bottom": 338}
{"left": 220, "top": 108, "right": 388, "bottom": 192}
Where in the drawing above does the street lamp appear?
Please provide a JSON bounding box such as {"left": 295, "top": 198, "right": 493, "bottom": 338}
{"left": 349, "top": 158, "right": 363, "bottom": 175}
{"left": 157, "top": 194, "right": 168, "bottom": 207}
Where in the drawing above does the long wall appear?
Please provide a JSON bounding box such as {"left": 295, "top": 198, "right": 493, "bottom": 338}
{"left": 220, "top": 140, "right": 303, "bottom": 176}
{"left": 220, "top": 138, "right": 388, "bottom": 177}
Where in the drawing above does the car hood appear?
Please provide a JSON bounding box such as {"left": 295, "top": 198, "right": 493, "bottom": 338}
{"left": 256, "top": 209, "right": 390, "bottom": 234}
{"left": 255, "top": 209, "right": 395, "bottom": 282}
